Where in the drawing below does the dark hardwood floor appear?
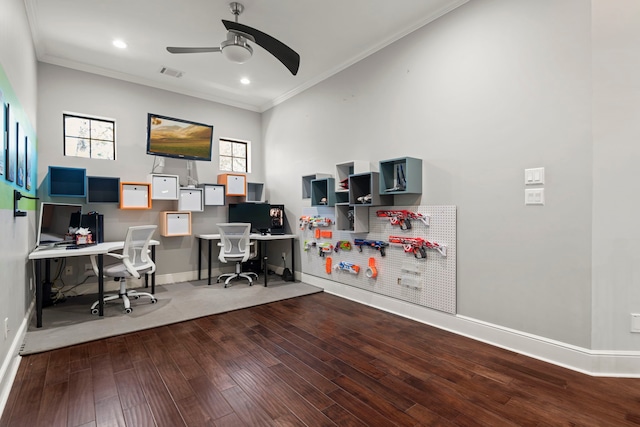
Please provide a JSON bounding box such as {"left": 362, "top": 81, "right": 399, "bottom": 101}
{"left": 2, "top": 292, "right": 640, "bottom": 426}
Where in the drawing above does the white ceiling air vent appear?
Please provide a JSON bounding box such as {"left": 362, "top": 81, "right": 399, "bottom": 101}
{"left": 159, "top": 66, "right": 184, "bottom": 78}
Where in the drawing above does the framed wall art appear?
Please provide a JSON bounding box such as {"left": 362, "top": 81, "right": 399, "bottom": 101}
{"left": 5, "top": 103, "right": 14, "bottom": 183}
{"left": 0, "top": 90, "right": 5, "bottom": 177}
{"left": 16, "top": 121, "right": 24, "bottom": 187}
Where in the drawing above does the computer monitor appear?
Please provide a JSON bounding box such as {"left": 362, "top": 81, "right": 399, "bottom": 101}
{"left": 269, "top": 204, "right": 286, "bottom": 235}
{"left": 36, "top": 202, "right": 83, "bottom": 248}
{"left": 228, "top": 203, "right": 272, "bottom": 235}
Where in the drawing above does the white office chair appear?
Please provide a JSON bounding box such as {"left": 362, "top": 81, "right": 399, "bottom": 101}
{"left": 216, "top": 223, "right": 258, "bottom": 287}
{"left": 89, "top": 225, "right": 158, "bottom": 314}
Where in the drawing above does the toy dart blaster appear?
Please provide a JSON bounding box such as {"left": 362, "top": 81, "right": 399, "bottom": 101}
{"left": 318, "top": 242, "right": 334, "bottom": 257}
{"left": 303, "top": 240, "right": 317, "bottom": 251}
{"left": 334, "top": 240, "right": 352, "bottom": 252}
{"left": 334, "top": 261, "right": 360, "bottom": 274}
{"left": 353, "top": 239, "right": 389, "bottom": 257}
{"left": 388, "top": 236, "right": 446, "bottom": 259}
{"left": 376, "top": 210, "right": 430, "bottom": 230}
{"left": 299, "top": 215, "right": 333, "bottom": 230}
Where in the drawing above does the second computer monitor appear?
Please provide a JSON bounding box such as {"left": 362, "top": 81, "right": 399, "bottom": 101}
{"left": 228, "top": 203, "right": 272, "bottom": 235}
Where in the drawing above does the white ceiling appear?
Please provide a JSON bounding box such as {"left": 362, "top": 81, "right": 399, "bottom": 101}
{"left": 25, "top": 0, "right": 468, "bottom": 112}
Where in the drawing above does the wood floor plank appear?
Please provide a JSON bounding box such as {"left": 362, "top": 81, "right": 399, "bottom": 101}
{"left": 122, "top": 402, "right": 155, "bottom": 427}
{"left": 90, "top": 354, "right": 119, "bottom": 403}
{"left": 6, "top": 292, "right": 640, "bottom": 427}
{"left": 227, "top": 367, "right": 294, "bottom": 420}
{"left": 133, "top": 360, "right": 188, "bottom": 427}
{"left": 267, "top": 362, "right": 336, "bottom": 411}
{"left": 175, "top": 394, "right": 213, "bottom": 426}
{"left": 188, "top": 376, "right": 235, "bottom": 420}
{"left": 94, "top": 394, "right": 126, "bottom": 427}
{"left": 219, "top": 385, "right": 276, "bottom": 427}
{"left": 36, "top": 380, "right": 69, "bottom": 427}
{"left": 67, "top": 368, "right": 95, "bottom": 427}
{"left": 113, "top": 368, "right": 147, "bottom": 410}
{"left": 107, "top": 337, "right": 134, "bottom": 373}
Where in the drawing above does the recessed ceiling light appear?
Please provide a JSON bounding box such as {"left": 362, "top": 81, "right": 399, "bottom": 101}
{"left": 240, "top": 77, "right": 251, "bottom": 85}
{"left": 112, "top": 39, "right": 127, "bottom": 49}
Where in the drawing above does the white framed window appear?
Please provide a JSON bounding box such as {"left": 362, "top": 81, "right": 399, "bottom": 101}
{"left": 63, "top": 113, "right": 116, "bottom": 160}
{"left": 219, "top": 138, "right": 250, "bottom": 173}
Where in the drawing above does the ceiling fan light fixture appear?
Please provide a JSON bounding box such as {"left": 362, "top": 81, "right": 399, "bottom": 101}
{"left": 221, "top": 35, "right": 253, "bottom": 64}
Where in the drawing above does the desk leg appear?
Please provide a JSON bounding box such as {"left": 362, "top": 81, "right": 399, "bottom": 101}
{"left": 207, "top": 240, "right": 213, "bottom": 285}
{"left": 263, "top": 241, "right": 268, "bottom": 287}
{"left": 151, "top": 246, "right": 156, "bottom": 294}
{"left": 97, "top": 254, "right": 104, "bottom": 316}
{"left": 35, "top": 259, "right": 42, "bottom": 328}
{"left": 291, "top": 238, "right": 296, "bottom": 282}
{"left": 198, "top": 238, "right": 202, "bottom": 281}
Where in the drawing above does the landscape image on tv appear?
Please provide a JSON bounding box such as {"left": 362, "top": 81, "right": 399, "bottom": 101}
{"left": 147, "top": 114, "right": 213, "bottom": 161}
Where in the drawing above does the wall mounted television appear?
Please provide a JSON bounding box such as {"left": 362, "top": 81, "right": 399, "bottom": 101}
{"left": 146, "top": 113, "right": 214, "bottom": 161}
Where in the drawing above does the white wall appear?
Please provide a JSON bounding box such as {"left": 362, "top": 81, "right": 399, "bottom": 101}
{"left": 37, "top": 63, "right": 263, "bottom": 279}
{"left": 264, "top": 0, "right": 597, "bottom": 348}
{"left": 0, "top": 0, "right": 38, "bottom": 413}
{"left": 592, "top": 0, "right": 640, "bottom": 350}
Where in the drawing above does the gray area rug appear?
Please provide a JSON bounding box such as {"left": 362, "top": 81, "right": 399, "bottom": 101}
{"left": 22, "top": 278, "right": 323, "bottom": 355}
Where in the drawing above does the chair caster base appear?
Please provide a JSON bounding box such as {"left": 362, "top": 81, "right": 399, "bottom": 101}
{"left": 91, "top": 308, "right": 99, "bottom": 315}
{"left": 124, "top": 308, "right": 132, "bottom": 314}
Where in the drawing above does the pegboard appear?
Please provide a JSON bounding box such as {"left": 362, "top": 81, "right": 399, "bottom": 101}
{"left": 300, "top": 205, "right": 457, "bottom": 314}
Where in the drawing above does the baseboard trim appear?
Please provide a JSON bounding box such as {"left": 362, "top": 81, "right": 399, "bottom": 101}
{"left": 0, "top": 301, "right": 31, "bottom": 419}
{"left": 302, "top": 274, "right": 640, "bottom": 378}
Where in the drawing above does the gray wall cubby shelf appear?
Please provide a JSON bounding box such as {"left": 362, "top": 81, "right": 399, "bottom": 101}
{"left": 87, "top": 176, "right": 120, "bottom": 203}
{"left": 200, "top": 183, "right": 226, "bottom": 206}
{"left": 335, "top": 204, "right": 369, "bottom": 233}
{"left": 302, "top": 173, "right": 332, "bottom": 199}
{"left": 335, "top": 160, "right": 372, "bottom": 192}
{"left": 247, "top": 182, "right": 265, "bottom": 202}
{"left": 379, "top": 156, "right": 422, "bottom": 195}
{"left": 349, "top": 172, "right": 391, "bottom": 206}
{"left": 311, "top": 177, "right": 336, "bottom": 206}
{"left": 178, "top": 187, "right": 204, "bottom": 212}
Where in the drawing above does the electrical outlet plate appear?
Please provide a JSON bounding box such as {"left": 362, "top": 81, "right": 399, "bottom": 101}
{"left": 525, "top": 188, "right": 545, "bottom": 205}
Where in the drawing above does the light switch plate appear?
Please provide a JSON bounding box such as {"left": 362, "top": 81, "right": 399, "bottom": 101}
{"left": 632, "top": 314, "right": 640, "bottom": 333}
{"left": 525, "top": 167, "right": 545, "bottom": 185}
{"left": 525, "top": 188, "right": 545, "bottom": 205}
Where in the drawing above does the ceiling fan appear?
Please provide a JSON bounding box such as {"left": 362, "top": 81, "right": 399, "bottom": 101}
{"left": 166, "top": 2, "right": 300, "bottom": 75}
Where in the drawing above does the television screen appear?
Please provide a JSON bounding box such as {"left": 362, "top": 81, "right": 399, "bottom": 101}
{"left": 146, "top": 113, "right": 214, "bottom": 161}
{"left": 228, "top": 203, "right": 272, "bottom": 235}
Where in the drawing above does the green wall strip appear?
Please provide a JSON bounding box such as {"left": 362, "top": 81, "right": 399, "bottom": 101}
{"left": 0, "top": 63, "right": 37, "bottom": 211}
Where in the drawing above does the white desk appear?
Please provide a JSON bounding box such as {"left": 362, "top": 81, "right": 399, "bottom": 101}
{"left": 196, "top": 233, "right": 297, "bottom": 286}
{"left": 28, "top": 240, "right": 159, "bottom": 328}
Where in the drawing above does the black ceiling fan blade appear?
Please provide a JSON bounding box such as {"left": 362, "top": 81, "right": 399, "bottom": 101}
{"left": 222, "top": 20, "right": 300, "bottom": 75}
{"left": 167, "top": 47, "right": 222, "bottom": 54}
